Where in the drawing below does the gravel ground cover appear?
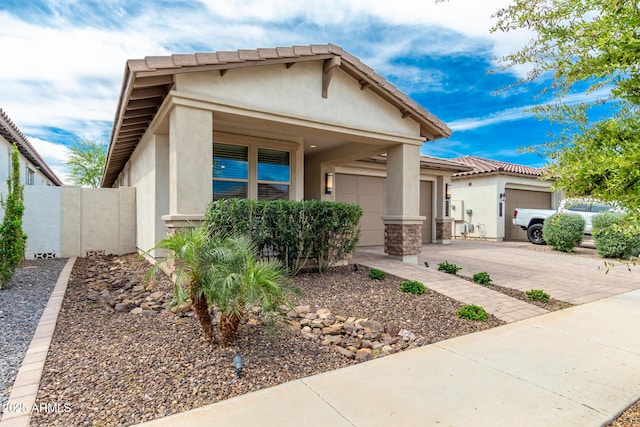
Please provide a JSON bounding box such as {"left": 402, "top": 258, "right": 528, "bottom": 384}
{"left": 456, "top": 274, "right": 574, "bottom": 312}
{"left": 0, "top": 258, "right": 67, "bottom": 415}
{"left": 31, "top": 254, "right": 503, "bottom": 426}
{"left": 22, "top": 253, "right": 640, "bottom": 426}
{"left": 608, "top": 399, "right": 640, "bottom": 427}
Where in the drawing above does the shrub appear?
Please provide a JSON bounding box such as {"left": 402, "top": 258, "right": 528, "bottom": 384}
{"left": 592, "top": 212, "right": 640, "bottom": 259}
{"left": 369, "top": 269, "right": 386, "bottom": 280}
{"left": 526, "top": 289, "right": 550, "bottom": 303}
{"left": 437, "top": 261, "right": 461, "bottom": 274}
{"left": 472, "top": 271, "right": 492, "bottom": 285}
{"left": 0, "top": 144, "right": 26, "bottom": 289}
{"left": 399, "top": 280, "right": 426, "bottom": 295}
{"left": 204, "top": 199, "right": 362, "bottom": 275}
{"left": 456, "top": 305, "right": 488, "bottom": 321}
{"left": 542, "top": 213, "right": 585, "bottom": 253}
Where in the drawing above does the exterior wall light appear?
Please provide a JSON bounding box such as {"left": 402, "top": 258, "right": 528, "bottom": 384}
{"left": 325, "top": 172, "right": 334, "bottom": 195}
{"left": 233, "top": 354, "right": 243, "bottom": 378}
{"left": 445, "top": 183, "right": 451, "bottom": 200}
{"left": 499, "top": 192, "right": 507, "bottom": 202}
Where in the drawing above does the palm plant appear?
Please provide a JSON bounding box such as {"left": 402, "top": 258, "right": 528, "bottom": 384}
{"left": 206, "top": 234, "right": 294, "bottom": 346}
{"left": 148, "top": 226, "right": 295, "bottom": 347}
{"left": 147, "top": 225, "right": 217, "bottom": 344}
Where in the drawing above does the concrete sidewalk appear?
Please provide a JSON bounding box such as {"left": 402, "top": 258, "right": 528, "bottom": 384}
{"left": 138, "top": 289, "right": 640, "bottom": 427}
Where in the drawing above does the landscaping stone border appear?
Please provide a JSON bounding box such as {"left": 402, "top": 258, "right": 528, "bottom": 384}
{"left": 0, "top": 257, "right": 76, "bottom": 427}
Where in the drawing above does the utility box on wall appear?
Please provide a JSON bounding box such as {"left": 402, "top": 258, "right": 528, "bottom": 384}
{"left": 451, "top": 200, "right": 464, "bottom": 221}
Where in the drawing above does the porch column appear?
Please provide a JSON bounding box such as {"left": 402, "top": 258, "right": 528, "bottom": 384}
{"left": 382, "top": 144, "right": 424, "bottom": 263}
{"left": 161, "top": 105, "right": 213, "bottom": 233}
{"left": 434, "top": 176, "right": 453, "bottom": 243}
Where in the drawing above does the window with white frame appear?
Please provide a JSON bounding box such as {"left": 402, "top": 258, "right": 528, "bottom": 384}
{"left": 26, "top": 167, "right": 35, "bottom": 185}
{"left": 212, "top": 142, "right": 290, "bottom": 201}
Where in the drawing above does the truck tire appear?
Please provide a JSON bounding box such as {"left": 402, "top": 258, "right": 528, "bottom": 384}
{"left": 527, "top": 223, "right": 546, "bottom": 245}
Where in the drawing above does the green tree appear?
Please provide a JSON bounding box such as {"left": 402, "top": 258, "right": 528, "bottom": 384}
{"left": 65, "top": 139, "right": 107, "bottom": 187}
{"left": 0, "top": 144, "right": 27, "bottom": 288}
{"left": 492, "top": 0, "right": 640, "bottom": 226}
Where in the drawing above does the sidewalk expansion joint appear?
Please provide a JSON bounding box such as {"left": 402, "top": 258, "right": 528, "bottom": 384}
{"left": 299, "top": 379, "right": 356, "bottom": 426}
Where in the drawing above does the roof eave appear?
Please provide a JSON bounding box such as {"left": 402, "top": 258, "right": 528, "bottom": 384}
{"left": 0, "top": 110, "right": 63, "bottom": 186}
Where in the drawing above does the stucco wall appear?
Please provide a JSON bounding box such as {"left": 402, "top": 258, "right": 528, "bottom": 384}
{"left": 451, "top": 174, "right": 558, "bottom": 240}
{"left": 127, "top": 132, "right": 169, "bottom": 256}
{"left": 22, "top": 186, "right": 136, "bottom": 258}
{"left": 175, "top": 62, "right": 420, "bottom": 139}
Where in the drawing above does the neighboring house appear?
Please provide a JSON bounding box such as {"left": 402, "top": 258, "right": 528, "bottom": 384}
{"left": 0, "top": 109, "right": 62, "bottom": 190}
{"left": 450, "top": 156, "right": 562, "bottom": 242}
{"left": 101, "top": 44, "right": 459, "bottom": 263}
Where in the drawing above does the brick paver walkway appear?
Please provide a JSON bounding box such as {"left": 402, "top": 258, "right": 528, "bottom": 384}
{"left": 353, "top": 248, "right": 548, "bottom": 323}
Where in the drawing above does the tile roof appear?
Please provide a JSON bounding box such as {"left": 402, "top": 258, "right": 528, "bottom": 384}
{"left": 0, "top": 109, "right": 62, "bottom": 186}
{"left": 102, "top": 44, "right": 452, "bottom": 187}
{"left": 365, "top": 154, "right": 474, "bottom": 173}
{"left": 451, "top": 156, "right": 545, "bottom": 178}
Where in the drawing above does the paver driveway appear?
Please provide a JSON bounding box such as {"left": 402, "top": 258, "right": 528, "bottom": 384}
{"left": 415, "top": 239, "right": 640, "bottom": 304}
{"left": 354, "top": 240, "right": 640, "bottom": 322}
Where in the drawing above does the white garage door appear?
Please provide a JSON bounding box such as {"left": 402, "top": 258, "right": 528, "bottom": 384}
{"left": 505, "top": 189, "right": 552, "bottom": 241}
{"left": 336, "top": 174, "right": 433, "bottom": 246}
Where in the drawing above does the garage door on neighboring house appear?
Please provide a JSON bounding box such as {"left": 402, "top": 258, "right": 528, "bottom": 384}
{"left": 505, "top": 188, "right": 552, "bottom": 241}
{"left": 336, "top": 173, "right": 433, "bottom": 246}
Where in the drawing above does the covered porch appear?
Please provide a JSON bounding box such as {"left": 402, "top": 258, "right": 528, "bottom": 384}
{"left": 101, "top": 44, "right": 454, "bottom": 263}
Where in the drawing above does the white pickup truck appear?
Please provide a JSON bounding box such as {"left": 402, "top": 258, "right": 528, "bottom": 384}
{"left": 513, "top": 199, "right": 616, "bottom": 244}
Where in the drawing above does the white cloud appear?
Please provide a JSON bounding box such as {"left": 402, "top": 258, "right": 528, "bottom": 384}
{"left": 449, "top": 86, "right": 613, "bottom": 132}
{"left": 448, "top": 106, "right": 532, "bottom": 131}
{"left": 421, "top": 139, "right": 468, "bottom": 158}
{"left": 28, "top": 138, "right": 70, "bottom": 163}
{"left": 28, "top": 137, "right": 71, "bottom": 184}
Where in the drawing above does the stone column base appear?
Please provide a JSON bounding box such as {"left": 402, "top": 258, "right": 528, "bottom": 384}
{"left": 161, "top": 214, "right": 205, "bottom": 236}
{"left": 435, "top": 217, "right": 453, "bottom": 244}
{"left": 382, "top": 216, "right": 424, "bottom": 263}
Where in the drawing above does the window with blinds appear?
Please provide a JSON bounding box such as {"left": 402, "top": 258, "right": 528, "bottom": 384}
{"left": 212, "top": 143, "right": 291, "bottom": 201}
{"left": 213, "top": 143, "right": 248, "bottom": 200}
{"left": 257, "top": 148, "right": 290, "bottom": 200}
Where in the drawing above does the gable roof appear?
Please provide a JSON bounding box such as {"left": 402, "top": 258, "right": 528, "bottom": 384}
{"left": 102, "top": 43, "right": 452, "bottom": 187}
{"left": 0, "top": 109, "right": 62, "bottom": 186}
{"left": 451, "top": 156, "right": 544, "bottom": 178}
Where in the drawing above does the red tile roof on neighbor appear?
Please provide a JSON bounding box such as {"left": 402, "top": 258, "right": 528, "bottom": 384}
{"left": 102, "top": 43, "right": 452, "bottom": 187}
{"left": 451, "top": 155, "right": 544, "bottom": 178}
{"left": 0, "top": 109, "right": 62, "bottom": 186}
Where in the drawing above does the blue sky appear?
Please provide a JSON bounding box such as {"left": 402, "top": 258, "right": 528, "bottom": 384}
{"left": 0, "top": 0, "right": 602, "bottom": 183}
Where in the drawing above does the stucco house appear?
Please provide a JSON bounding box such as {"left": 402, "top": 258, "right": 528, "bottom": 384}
{"left": 101, "top": 44, "right": 464, "bottom": 262}
{"left": 0, "top": 109, "right": 62, "bottom": 190}
{"left": 449, "top": 156, "right": 561, "bottom": 242}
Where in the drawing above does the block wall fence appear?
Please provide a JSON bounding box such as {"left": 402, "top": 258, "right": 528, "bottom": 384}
{"left": 22, "top": 186, "right": 136, "bottom": 259}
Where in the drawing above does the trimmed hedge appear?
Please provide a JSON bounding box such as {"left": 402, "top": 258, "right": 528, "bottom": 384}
{"left": 592, "top": 212, "right": 640, "bottom": 259}
{"left": 204, "top": 199, "right": 362, "bottom": 275}
{"left": 542, "top": 213, "right": 585, "bottom": 253}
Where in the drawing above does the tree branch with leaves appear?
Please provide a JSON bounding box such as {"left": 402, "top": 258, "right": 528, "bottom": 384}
{"left": 65, "top": 139, "right": 107, "bottom": 188}
{"left": 492, "top": 0, "right": 640, "bottom": 226}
